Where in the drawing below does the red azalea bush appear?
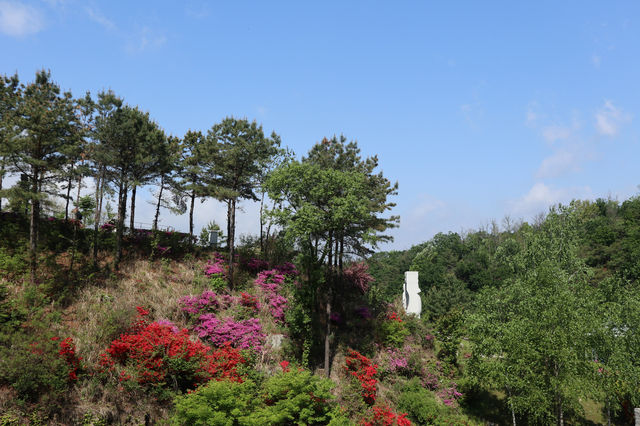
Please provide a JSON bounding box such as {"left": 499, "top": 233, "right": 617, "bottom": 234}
{"left": 98, "top": 308, "right": 246, "bottom": 393}
{"left": 58, "top": 337, "right": 82, "bottom": 381}
{"left": 344, "top": 349, "right": 378, "bottom": 405}
{"left": 361, "top": 406, "right": 412, "bottom": 426}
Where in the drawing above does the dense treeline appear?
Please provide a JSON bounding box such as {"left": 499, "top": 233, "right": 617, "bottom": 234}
{"left": 0, "top": 70, "right": 287, "bottom": 282}
{"left": 368, "top": 196, "right": 640, "bottom": 424}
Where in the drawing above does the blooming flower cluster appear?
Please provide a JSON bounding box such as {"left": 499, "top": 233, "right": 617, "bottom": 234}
{"left": 345, "top": 349, "right": 378, "bottom": 405}
{"left": 361, "top": 406, "right": 412, "bottom": 426}
{"left": 53, "top": 337, "right": 82, "bottom": 381}
{"left": 387, "top": 312, "right": 403, "bottom": 323}
{"left": 343, "top": 261, "right": 375, "bottom": 293}
{"left": 246, "top": 258, "right": 270, "bottom": 273}
{"left": 255, "top": 270, "right": 288, "bottom": 323}
{"left": 386, "top": 349, "right": 408, "bottom": 373}
{"left": 195, "top": 314, "right": 266, "bottom": 352}
{"left": 355, "top": 306, "right": 373, "bottom": 320}
{"left": 179, "top": 291, "right": 235, "bottom": 315}
{"left": 239, "top": 292, "right": 261, "bottom": 312}
{"left": 98, "top": 309, "right": 246, "bottom": 389}
{"left": 437, "top": 382, "right": 463, "bottom": 407}
{"left": 204, "top": 252, "right": 226, "bottom": 277}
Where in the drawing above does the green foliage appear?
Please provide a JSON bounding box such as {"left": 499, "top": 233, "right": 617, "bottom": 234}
{"left": 172, "top": 369, "right": 339, "bottom": 426}
{"left": 397, "top": 378, "right": 442, "bottom": 425}
{"left": 435, "top": 308, "right": 464, "bottom": 366}
{"left": 0, "top": 330, "right": 70, "bottom": 404}
{"left": 467, "top": 207, "right": 597, "bottom": 424}
{"left": 251, "top": 369, "right": 337, "bottom": 425}
{"left": 379, "top": 315, "right": 410, "bottom": 348}
{"left": 171, "top": 379, "right": 258, "bottom": 426}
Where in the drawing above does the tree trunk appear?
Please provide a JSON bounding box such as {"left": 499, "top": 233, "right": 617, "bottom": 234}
{"left": 227, "top": 198, "right": 236, "bottom": 288}
{"left": 259, "top": 192, "right": 265, "bottom": 254}
{"left": 506, "top": 385, "right": 516, "bottom": 426}
{"left": 325, "top": 286, "right": 332, "bottom": 378}
{"left": 92, "top": 166, "right": 105, "bottom": 267}
{"left": 64, "top": 173, "right": 73, "bottom": 220}
{"left": 0, "top": 161, "right": 4, "bottom": 211}
{"left": 339, "top": 237, "right": 344, "bottom": 272}
{"left": 129, "top": 184, "right": 137, "bottom": 231}
{"left": 115, "top": 177, "right": 127, "bottom": 270}
{"left": 153, "top": 175, "right": 164, "bottom": 230}
{"left": 29, "top": 167, "right": 39, "bottom": 284}
{"left": 189, "top": 189, "right": 195, "bottom": 245}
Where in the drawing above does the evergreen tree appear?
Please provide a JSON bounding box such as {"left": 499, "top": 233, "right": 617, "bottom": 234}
{"left": 2, "top": 70, "right": 79, "bottom": 281}
{"left": 206, "top": 117, "right": 282, "bottom": 287}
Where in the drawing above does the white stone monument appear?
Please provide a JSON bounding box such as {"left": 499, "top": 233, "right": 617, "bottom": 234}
{"left": 402, "top": 271, "right": 421, "bottom": 318}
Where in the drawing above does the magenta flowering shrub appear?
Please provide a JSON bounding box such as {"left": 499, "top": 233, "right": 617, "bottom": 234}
{"left": 273, "top": 262, "right": 298, "bottom": 277}
{"left": 355, "top": 306, "right": 373, "bottom": 320}
{"left": 386, "top": 349, "right": 409, "bottom": 373}
{"left": 246, "top": 258, "right": 270, "bottom": 273}
{"left": 343, "top": 261, "right": 374, "bottom": 293}
{"left": 194, "top": 314, "right": 265, "bottom": 351}
{"left": 179, "top": 291, "right": 235, "bottom": 315}
{"left": 438, "top": 382, "right": 463, "bottom": 407}
{"left": 204, "top": 253, "right": 226, "bottom": 277}
{"left": 255, "top": 270, "right": 288, "bottom": 323}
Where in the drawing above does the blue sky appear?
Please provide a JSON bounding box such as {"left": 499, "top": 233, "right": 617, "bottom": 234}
{"left": 1, "top": 1, "right": 639, "bottom": 250}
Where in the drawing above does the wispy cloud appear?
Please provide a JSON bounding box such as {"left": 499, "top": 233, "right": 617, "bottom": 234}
{"left": 595, "top": 100, "right": 631, "bottom": 136}
{"left": 536, "top": 148, "right": 584, "bottom": 179}
{"left": 125, "top": 26, "right": 167, "bottom": 53}
{"left": 541, "top": 125, "right": 571, "bottom": 144}
{"left": 0, "top": 1, "right": 44, "bottom": 37}
{"left": 510, "top": 183, "right": 592, "bottom": 217}
{"left": 591, "top": 54, "right": 601, "bottom": 68}
{"left": 85, "top": 6, "right": 116, "bottom": 31}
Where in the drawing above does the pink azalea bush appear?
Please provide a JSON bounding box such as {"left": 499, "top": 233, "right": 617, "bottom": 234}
{"left": 204, "top": 252, "right": 226, "bottom": 277}
{"left": 194, "top": 314, "right": 265, "bottom": 351}
{"left": 255, "top": 270, "right": 288, "bottom": 323}
{"left": 179, "top": 291, "right": 235, "bottom": 315}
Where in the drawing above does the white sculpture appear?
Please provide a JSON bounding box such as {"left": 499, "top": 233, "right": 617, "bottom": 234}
{"left": 402, "top": 271, "right": 421, "bottom": 318}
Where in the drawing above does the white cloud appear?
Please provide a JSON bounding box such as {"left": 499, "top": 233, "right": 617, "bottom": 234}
{"left": 541, "top": 125, "right": 571, "bottom": 143}
{"left": 536, "top": 149, "right": 582, "bottom": 179}
{"left": 0, "top": 1, "right": 44, "bottom": 37}
{"left": 85, "top": 7, "right": 116, "bottom": 31}
{"left": 125, "top": 26, "right": 167, "bottom": 53}
{"left": 510, "top": 183, "right": 592, "bottom": 218}
{"left": 592, "top": 54, "right": 601, "bottom": 68}
{"left": 595, "top": 100, "right": 631, "bottom": 136}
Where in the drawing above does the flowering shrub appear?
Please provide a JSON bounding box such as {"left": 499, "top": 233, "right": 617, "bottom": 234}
{"left": 355, "top": 306, "right": 373, "bottom": 320}
{"left": 380, "top": 312, "right": 410, "bottom": 348}
{"left": 255, "top": 270, "right": 288, "bottom": 323}
{"left": 98, "top": 309, "right": 246, "bottom": 393}
{"left": 246, "top": 258, "right": 270, "bottom": 273}
{"left": 437, "top": 382, "right": 463, "bottom": 407}
{"left": 344, "top": 349, "right": 378, "bottom": 405}
{"left": 240, "top": 292, "right": 261, "bottom": 313}
{"left": 386, "top": 349, "right": 409, "bottom": 374}
{"left": 204, "top": 252, "right": 226, "bottom": 278}
{"left": 179, "top": 291, "right": 235, "bottom": 315}
{"left": 195, "top": 315, "right": 265, "bottom": 351}
{"left": 273, "top": 262, "right": 298, "bottom": 277}
{"left": 343, "top": 262, "right": 375, "bottom": 293}
{"left": 361, "top": 406, "right": 412, "bottom": 426}
{"left": 54, "top": 337, "right": 82, "bottom": 381}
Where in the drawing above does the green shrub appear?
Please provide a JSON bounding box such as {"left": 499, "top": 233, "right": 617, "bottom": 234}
{"left": 0, "top": 330, "right": 70, "bottom": 404}
{"left": 0, "top": 247, "right": 27, "bottom": 279}
{"left": 172, "top": 369, "right": 340, "bottom": 426}
{"left": 397, "top": 378, "right": 442, "bottom": 425}
{"left": 249, "top": 369, "right": 337, "bottom": 425}
{"left": 171, "top": 379, "right": 258, "bottom": 426}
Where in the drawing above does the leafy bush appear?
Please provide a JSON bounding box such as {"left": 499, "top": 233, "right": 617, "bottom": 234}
{"left": 397, "top": 379, "right": 441, "bottom": 425}
{"left": 172, "top": 368, "right": 339, "bottom": 425}
{"left": 361, "top": 405, "right": 412, "bottom": 426}
{"left": 171, "top": 379, "right": 258, "bottom": 426}
{"left": 379, "top": 312, "right": 410, "bottom": 348}
{"left": 0, "top": 331, "right": 70, "bottom": 404}
{"left": 250, "top": 368, "right": 338, "bottom": 425}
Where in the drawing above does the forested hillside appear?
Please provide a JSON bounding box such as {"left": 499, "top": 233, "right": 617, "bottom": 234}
{"left": 1, "top": 70, "right": 639, "bottom": 425}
